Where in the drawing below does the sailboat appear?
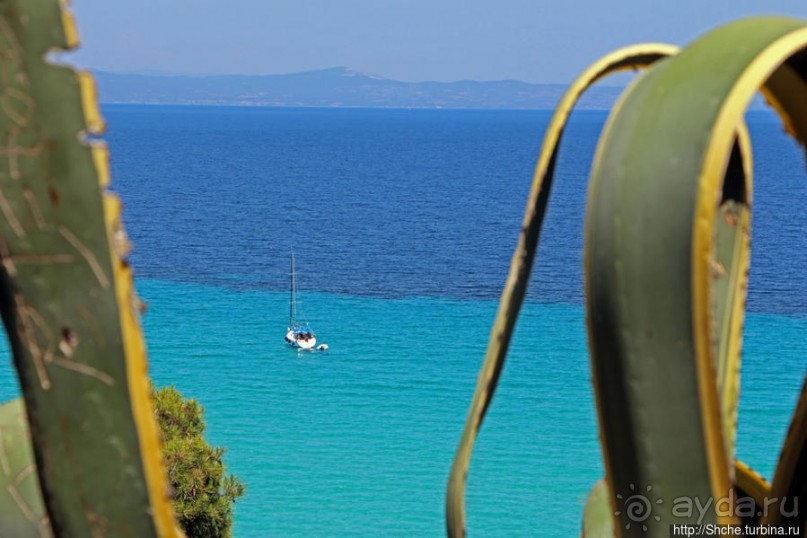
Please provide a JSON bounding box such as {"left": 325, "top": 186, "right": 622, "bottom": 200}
{"left": 284, "top": 250, "right": 318, "bottom": 350}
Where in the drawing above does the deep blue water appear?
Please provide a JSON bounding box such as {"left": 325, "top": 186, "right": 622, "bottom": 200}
{"left": 0, "top": 106, "right": 805, "bottom": 536}
{"left": 105, "top": 106, "right": 807, "bottom": 314}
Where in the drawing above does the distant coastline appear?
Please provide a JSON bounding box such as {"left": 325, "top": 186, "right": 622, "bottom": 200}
{"left": 93, "top": 67, "right": 628, "bottom": 110}
{"left": 94, "top": 66, "right": 771, "bottom": 111}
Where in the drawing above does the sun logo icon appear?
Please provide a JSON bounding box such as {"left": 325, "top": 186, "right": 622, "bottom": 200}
{"left": 614, "top": 484, "right": 663, "bottom": 531}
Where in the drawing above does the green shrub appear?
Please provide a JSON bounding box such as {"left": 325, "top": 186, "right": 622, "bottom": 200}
{"left": 153, "top": 386, "right": 245, "bottom": 538}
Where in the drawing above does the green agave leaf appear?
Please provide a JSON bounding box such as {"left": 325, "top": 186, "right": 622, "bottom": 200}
{"left": 583, "top": 461, "right": 769, "bottom": 537}
{"left": 0, "top": 1, "right": 178, "bottom": 535}
{"left": 585, "top": 15, "right": 807, "bottom": 537}
{"left": 0, "top": 399, "right": 50, "bottom": 537}
{"left": 581, "top": 479, "right": 616, "bottom": 538}
{"left": 445, "top": 43, "right": 678, "bottom": 537}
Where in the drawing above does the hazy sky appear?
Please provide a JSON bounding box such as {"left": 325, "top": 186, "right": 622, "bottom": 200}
{"left": 67, "top": 0, "right": 807, "bottom": 84}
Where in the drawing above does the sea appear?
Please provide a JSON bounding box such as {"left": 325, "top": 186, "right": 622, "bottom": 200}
{"left": 0, "top": 105, "right": 805, "bottom": 537}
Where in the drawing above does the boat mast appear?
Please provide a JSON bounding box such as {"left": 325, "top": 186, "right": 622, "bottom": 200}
{"left": 289, "top": 250, "right": 296, "bottom": 327}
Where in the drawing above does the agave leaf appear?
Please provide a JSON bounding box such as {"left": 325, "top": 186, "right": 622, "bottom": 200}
{"left": 0, "top": 1, "right": 178, "bottom": 535}
{"left": 585, "top": 16, "right": 807, "bottom": 536}
{"left": 0, "top": 399, "right": 50, "bottom": 537}
{"left": 712, "top": 196, "right": 751, "bottom": 466}
{"left": 445, "top": 43, "right": 678, "bottom": 537}
{"left": 582, "top": 460, "right": 768, "bottom": 537}
{"left": 581, "top": 479, "right": 616, "bottom": 538}
{"left": 734, "top": 460, "right": 770, "bottom": 527}
{"left": 735, "top": 460, "right": 770, "bottom": 507}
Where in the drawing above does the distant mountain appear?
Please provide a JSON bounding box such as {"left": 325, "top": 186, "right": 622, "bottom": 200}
{"left": 93, "top": 67, "right": 627, "bottom": 110}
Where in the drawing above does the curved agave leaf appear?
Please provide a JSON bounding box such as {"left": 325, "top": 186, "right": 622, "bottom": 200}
{"left": 583, "top": 461, "right": 769, "bottom": 537}
{"left": 581, "top": 479, "right": 615, "bottom": 538}
{"left": 734, "top": 460, "right": 770, "bottom": 506}
{"left": 0, "top": 1, "right": 178, "bottom": 535}
{"left": 735, "top": 460, "right": 770, "bottom": 527}
{"left": 445, "top": 43, "right": 678, "bottom": 537}
{"left": 585, "top": 15, "right": 807, "bottom": 536}
{"left": 0, "top": 399, "right": 50, "bottom": 537}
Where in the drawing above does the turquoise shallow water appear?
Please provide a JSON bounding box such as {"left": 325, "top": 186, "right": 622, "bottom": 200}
{"left": 139, "top": 280, "right": 600, "bottom": 537}
{"left": 1, "top": 279, "right": 801, "bottom": 536}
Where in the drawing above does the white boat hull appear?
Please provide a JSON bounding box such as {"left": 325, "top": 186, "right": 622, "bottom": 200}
{"left": 286, "top": 329, "right": 317, "bottom": 350}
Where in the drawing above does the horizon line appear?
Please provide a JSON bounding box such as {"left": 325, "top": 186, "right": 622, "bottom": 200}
{"left": 90, "top": 66, "right": 626, "bottom": 87}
